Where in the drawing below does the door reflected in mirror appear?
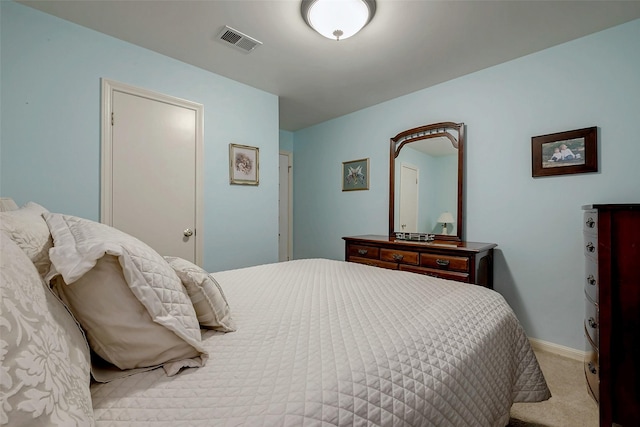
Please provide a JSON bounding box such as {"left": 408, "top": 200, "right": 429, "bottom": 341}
{"left": 389, "top": 122, "right": 464, "bottom": 242}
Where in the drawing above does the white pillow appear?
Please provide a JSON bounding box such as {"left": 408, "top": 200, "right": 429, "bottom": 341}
{"left": 165, "top": 256, "right": 237, "bottom": 332}
{"left": 0, "top": 202, "right": 52, "bottom": 276}
{"left": 0, "top": 232, "right": 94, "bottom": 426}
{"left": 43, "top": 213, "right": 207, "bottom": 378}
{"left": 0, "top": 197, "right": 19, "bottom": 211}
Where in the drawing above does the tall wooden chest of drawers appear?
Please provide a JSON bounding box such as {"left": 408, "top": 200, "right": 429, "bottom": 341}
{"left": 582, "top": 204, "right": 640, "bottom": 426}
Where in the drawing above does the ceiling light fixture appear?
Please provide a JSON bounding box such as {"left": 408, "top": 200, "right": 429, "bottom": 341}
{"left": 301, "top": 0, "right": 376, "bottom": 41}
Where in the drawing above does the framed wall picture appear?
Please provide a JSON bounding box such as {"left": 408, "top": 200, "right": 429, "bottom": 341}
{"left": 342, "top": 158, "right": 369, "bottom": 191}
{"left": 531, "top": 126, "right": 598, "bottom": 177}
{"left": 229, "top": 143, "right": 259, "bottom": 185}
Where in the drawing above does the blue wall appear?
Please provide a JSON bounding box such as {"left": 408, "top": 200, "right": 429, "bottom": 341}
{"left": 3, "top": 0, "right": 639, "bottom": 351}
{"left": 395, "top": 147, "right": 458, "bottom": 234}
{"left": 279, "top": 130, "right": 294, "bottom": 153}
{"left": 0, "top": 1, "right": 280, "bottom": 272}
{"left": 292, "top": 19, "right": 640, "bottom": 351}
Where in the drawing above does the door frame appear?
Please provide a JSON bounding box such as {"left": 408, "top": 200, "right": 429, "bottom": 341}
{"left": 279, "top": 150, "right": 293, "bottom": 261}
{"left": 399, "top": 162, "right": 419, "bottom": 232}
{"left": 100, "top": 78, "right": 204, "bottom": 265}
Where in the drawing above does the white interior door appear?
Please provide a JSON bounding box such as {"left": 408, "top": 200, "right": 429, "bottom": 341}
{"left": 101, "top": 80, "right": 203, "bottom": 264}
{"left": 278, "top": 152, "right": 292, "bottom": 261}
{"left": 399, "top": 163, "right": 418, "bottom": 232}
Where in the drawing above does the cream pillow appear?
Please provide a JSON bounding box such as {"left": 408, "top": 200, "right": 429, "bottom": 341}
{"left": 165, "top": 256, "right": 237, "bottom": 332}
{"left": 0, "top": 197, "right": 19, "bottom": 211}
{"left": 52, "top": 256, "right": 203, "bottom": 377}
{"left": 43, "top": 213, "right": 207, "bottom": 379}
{"left": 0, "top": 232, "right": 94, "bottom": 426}
{"left": 0, "top": 202, "right": 52, "bottom": 276}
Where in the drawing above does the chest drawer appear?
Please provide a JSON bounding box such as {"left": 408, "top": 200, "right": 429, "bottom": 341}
{"left": 347, "top": 244, "right": 379, "bottom": 260}
{"left": 584, "top": 339, "right": 599, "bottom": 403}
{"left": 380, "top": 248, "right": 419, "bottom": 265}
{"left": 583, "top": 210, "right": 598, "bottom": 234}
{"left": 585, "top": 296, "right": 598, "bottom": 347}
{"left": 584, "top": 233, "right": 598, "bottom": 260}
{"left": 584, "top": 258, "right": 598, "bottom": 302}
{"left": 420, "top": 253, "right": 469, "bottom": 273}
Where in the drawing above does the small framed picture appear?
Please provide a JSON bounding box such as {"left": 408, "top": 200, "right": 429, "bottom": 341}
{"left": 342, "top": 158, "right": 369, "bottom": 191}
{"left": 229, "top": 143, "right": 259, "bottom": 185}
{"left": 531, "top": 127, "right": 598, "bottom": 178}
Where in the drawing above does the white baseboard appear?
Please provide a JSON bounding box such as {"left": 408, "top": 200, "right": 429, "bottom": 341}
{"left": 529, "top": 338, "right": 585, "bottom": 361}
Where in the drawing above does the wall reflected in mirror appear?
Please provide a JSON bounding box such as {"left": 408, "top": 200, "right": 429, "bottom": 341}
{"left": 394, "top": 135, "right": 458, "bottom": 235}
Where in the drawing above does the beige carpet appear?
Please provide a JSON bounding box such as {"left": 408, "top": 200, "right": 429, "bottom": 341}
{"left": 508, "top": 350, "right": 598, "bottom": 427}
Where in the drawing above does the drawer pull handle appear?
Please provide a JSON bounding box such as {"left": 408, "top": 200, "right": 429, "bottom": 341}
{"left": 392, "top": 253, "right": 404, "bottom": 261}
{"left": 587, "top": 275, "right": 596, "bottom": 286}
{"left": 586, "top": 242, "right": 595, "bottom": 253}
{"left": 586, "top": 217, "right": 596, "bottom": 228}
{"left": 588, "top": 317, "right": 598, "bottom": 329}
{"left": 436, "top": 259, "right": 450, "bottom": 266}
{"left": 588, "top": 362, "right": 597, "bottom": 375}
{"left": 357, "top": 249, "right": 368, "bottom": 255}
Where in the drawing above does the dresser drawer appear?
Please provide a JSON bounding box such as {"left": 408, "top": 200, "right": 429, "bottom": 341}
{"left": 583, "top": 210, "right": 598, "bottom": 234}
{"left": 347, "top": 244, "right": 379, "bottom": 260}
{"left": 349, "top": 256, "right": 397, "bottom": 270}
{"left": 585, "top": 297, "right": 598, "bottom": 348}
{"left": 344, "top": 236, "right": 496, "bottom": 287}
{"left": 380, "top": 248, "right": 419, "bottom": 265}
{"left": 420, "top": 253, "right": 469, "bottom": 273}
{"left": 584, "top": 258, "right": 598, "bottom": 302}
{"left": 584, "top": 339, "right": 599, "bottom": 403}
{"left": 400, "top": 265, "right": 470, "bottom": 282}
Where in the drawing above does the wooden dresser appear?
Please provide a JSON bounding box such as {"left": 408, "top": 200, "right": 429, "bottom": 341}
{"left": 582, "top": 204, "right": 640, "bottom": 426}
{"left": 343, "top": 235, "right": 496, "bottom": 288}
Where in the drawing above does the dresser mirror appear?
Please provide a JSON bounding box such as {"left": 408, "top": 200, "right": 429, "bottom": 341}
{"left": 389, "top": 122, "right": 464, "bottom": 242}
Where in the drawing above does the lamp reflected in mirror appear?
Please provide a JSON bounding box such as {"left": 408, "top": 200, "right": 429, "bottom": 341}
{"left": 437, "top": 211, "right": 455, "bottom": 235}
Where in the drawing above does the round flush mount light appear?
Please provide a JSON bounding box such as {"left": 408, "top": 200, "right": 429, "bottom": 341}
{"left": 301, "top": 0, "right": 376, "bottom": 41}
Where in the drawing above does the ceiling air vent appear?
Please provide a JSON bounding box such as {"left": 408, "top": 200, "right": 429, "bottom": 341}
{"left": 217, "top": 26, "right": 262, "bottom": 53}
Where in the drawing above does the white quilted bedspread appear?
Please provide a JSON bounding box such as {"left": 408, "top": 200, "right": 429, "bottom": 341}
{"left": 91, "top": 259, "right": 550, "bottom": 427}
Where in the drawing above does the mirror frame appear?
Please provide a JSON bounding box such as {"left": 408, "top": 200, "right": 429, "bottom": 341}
{"left": 389, "top": 122, "right": 465, "bottom": 242}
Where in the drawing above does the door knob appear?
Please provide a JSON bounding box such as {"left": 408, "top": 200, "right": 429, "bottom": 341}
{"left": 183, "top": 229, "right": 193, "bottom": 237}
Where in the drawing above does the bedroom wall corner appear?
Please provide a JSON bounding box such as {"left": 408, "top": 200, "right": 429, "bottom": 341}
{"left": 0, "top": 0, "right": 280, "bottom": 272}
{"left": 279, "top": 130, "right": 294, "bottom": 152}
{"left": 291, "top": 18, "right": 640, "bottom": 351}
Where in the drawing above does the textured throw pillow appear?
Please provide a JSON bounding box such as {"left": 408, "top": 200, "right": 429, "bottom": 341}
{"left": 0, "top": 202, "right": 52, "bottom": 276}
{"left": 0, "top": 232, "right": 94, "bottom": 426}
{"left": 43, "top": 213, "right": 207, "bottom": 379}
{"left": 165, "top": 256, "right": 236, "bottom": 332}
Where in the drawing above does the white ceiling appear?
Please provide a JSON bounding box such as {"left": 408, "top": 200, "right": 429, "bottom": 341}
{"left": 18, "top": 0, "right": 640, "bottom": 131}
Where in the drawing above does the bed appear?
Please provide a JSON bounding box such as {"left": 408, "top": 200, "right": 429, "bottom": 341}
{"left": 1, "top": 201, "right": 550, "bottom": 427}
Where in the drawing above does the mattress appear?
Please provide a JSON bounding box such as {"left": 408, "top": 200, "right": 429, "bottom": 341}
{"left": 90, "top": 258, "right": 550, "bottom": 426}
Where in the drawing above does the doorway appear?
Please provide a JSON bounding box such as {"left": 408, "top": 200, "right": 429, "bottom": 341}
{"left": 279, "top": 151, "right": 293, "bottom": 261}
{"left": 101, "top": 79, "right": 204, "bottom": 265}
{"left": 399, "top": 163, "right": 418, "bottom": 232}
